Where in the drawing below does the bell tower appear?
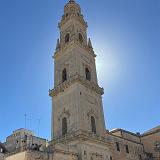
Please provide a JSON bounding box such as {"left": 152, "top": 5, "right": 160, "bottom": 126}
{"left": 50, "top": 0, "right": 106, "bottom": 139}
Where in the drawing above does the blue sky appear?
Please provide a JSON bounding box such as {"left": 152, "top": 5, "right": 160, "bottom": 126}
{"left": 0, "top": 0, "right": 160, "bottom": 142}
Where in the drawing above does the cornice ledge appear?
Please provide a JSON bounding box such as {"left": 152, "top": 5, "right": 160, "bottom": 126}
{"left": 54, "top": 149, "right": 78, "bottom": 156}
{"left": 59, "top": 15, "right": 87, "bottom": 29}
{"left": 50, "top": 130, "right": 111, "bottom": 147}
{"left": 54, "top": 40, "right": 96, "bottom": 59}
{"left": 49, "top": 75, "right": 104, "bottom": 97}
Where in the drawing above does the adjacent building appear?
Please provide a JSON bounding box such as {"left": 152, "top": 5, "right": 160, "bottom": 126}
{"left": 0, "top": 143, "right": 5, "bottom": 160}
{"left": 4, "top": 128, "right": 47, "bottom": 153}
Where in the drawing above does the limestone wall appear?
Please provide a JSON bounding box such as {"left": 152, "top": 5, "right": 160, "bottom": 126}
{"left": 122, "top": 132, "right": 140, "bottom": 143}
{"left": 141, "top": 130, "right": 160, "bottom": 158}
{"left": 108, "top": 134, "right": 144, "bottom": 160}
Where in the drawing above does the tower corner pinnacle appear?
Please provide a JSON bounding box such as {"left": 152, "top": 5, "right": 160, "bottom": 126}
{"left": 56, "top": 38, "right": 60, "bottom": 51}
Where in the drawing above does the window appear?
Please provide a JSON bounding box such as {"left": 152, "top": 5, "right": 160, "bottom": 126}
{"left": 110, "top": 156, "right": 112, "bottom": 160}
{"left": 66, "top": 13, "right": 68, "bottom": 17}
{"left": 116, "top": 142, "right": 120, "bottom": 152}
{"left": 91, "top": 116, "right": 96, "bottom": 134}
{"left": 79, "top": 33, "right": 83, "bottom": 43}
{"left": 125, "top": 145, "right": 129, "bottom": 153}
{"left": 62, "top": 68, "right": 67, "bottom": 82}
{"left": 62, "top": 117, "right": 67, "bottom": 136}
{"left": 85, "top": 68, "right": 91, "bottom": 81}
{"left": 139, "top": 155, "right": 142, "bottom": 160}
{"left": 65, "top": 33, "right": 70, "bottom": 43}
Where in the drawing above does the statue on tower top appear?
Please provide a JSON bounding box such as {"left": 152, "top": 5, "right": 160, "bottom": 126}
{"left": 69, "top": 0, "right": 75, "bottom": 3}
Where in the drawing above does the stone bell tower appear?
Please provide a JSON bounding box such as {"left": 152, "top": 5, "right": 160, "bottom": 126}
{"left": 49, "top": 0, "right": 106, "bottom": 139}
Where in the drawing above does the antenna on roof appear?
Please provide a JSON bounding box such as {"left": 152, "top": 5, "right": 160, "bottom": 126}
{"left": 37, "top": 118, "right": 41, "bottom": 136}
{"left": 24, "top": 113, "right": 27, "bottom": 128}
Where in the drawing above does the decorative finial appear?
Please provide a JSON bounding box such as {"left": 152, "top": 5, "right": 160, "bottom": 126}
{"left": 69, "top": 0, "right": 75, "bottom": 3}
{"left": 88, "top": 38, "right": 93, "bottom": 50}
{"left": 56, "top": 39, "right": 60, "bottom": 51}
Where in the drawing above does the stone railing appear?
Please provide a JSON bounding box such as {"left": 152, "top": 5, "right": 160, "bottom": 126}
{"left": 49, "top": 130, "right": 109, "bottom": 146}
{"left": 49, "top": 74, "right": 104, "bottom": 97}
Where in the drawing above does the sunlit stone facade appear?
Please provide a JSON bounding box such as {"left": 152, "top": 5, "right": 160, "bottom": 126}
{"left": 1, "top": 1, "right": 160, "bottom": 160}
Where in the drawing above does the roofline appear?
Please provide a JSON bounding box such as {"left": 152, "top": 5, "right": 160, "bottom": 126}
{"left": 109, "top": 128, "right": 140, "bottom": 137}
{"left": 13, "top": 128, "right": 34, "bottom": 133}
{"left": 107, "top": 132, "right": 142, "bottom": 145}
{"left": 109, "top": 126, "right": 160, "bottom": 138}
{"left": 32, "top": 136, "right": 47, "bottom": 141}
{"left": 141, "top": 128, "right": 160, "bottom": 137}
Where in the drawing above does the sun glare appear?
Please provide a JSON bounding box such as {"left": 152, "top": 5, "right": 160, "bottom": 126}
{"left": 95, "top": 42, "right": 122, "bottom": 88}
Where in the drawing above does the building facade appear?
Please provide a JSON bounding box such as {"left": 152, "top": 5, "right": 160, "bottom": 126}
{"left": 1, "top": 0, "right": 160, "bottom": 160}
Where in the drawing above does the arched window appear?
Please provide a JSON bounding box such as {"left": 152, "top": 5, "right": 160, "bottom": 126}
{"left": 116, "top": 142, "right": 120, "bottom": 151}
{"left": 91, "top": 116, "right": 96, "bottom": 134}
{"left": 85, "top": 68, "right": 91, "bottom": 81}
{"left": 62, "top": 68, "right": 67, "bottom": 82}
{"left": 62, "top": 117, "right": 67, "bottom": 136}
{"left": 79, "top": 33, "right": 83, "bottom": 43}
{"left": 125, "top": 145, "right": 129, "bottom": 153}
{"left": 65, "top": 33, "right": 70, "bottom": 43}
{"left": 139, "top": 155, "right": 142, "bottom": 160}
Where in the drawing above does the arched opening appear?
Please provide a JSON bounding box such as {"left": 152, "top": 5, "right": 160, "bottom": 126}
{"left": 85, "top": 68, "right": 91, "bottom": 81}
{"left": 62, "top": 117, "right": 67, "bottom": 136}
{"left": 125, "top": 145, "right": 129, "bottom": 153}
{"left": 79, "top": 33, "right": 83, "bottom": 43}
{"left": 65, "top": 33, "right": 70, "bottom": 43}
{"left": 62, "top": 68, "right": 67, "bottom": 82}
{"left": 116, "top": 142, "right": 120, "bottom": 151}
{"left": 139, "top": 155, "right": 142, "bottom": 160}
{"left": 91, "top": 116, "right": 96, "bottom": 134}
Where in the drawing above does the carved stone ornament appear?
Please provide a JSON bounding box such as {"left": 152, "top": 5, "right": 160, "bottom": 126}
{"left": 87, "top": 109, "right": 98, "bottom": 119}
{"left": 58, "top": 108, "right": 70, "bottom": 121}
